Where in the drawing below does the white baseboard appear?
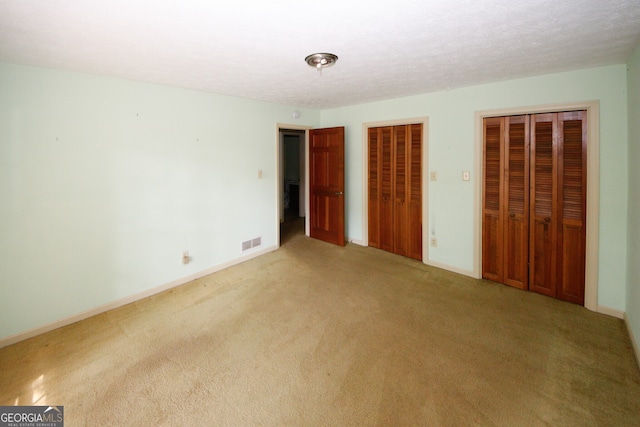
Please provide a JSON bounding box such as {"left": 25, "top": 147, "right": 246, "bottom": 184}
{"left": 624, "top": 313, "right": 640, "bottom": 371}
{"left": 597, "top": 305, "right": 624, "bottom": 319}
{"left": 0, "top": 245, "right": 277, "bottom": 349}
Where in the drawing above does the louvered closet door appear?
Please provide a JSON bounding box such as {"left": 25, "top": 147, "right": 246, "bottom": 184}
{"left": 482, "top": 117, "right": 505, "bottom": 282}
{"left": 368, "top": 124, "right": 422, "bottom": 260}
{"left": 557, "top": 111, "right": 586, "bottom": 304}
{"left": 369, "top": 126, "right": 394, "bottom": 252}
{"left": 368, "top": 128, "right": 381, "bottom": 248}
{"left": 394, "top": 126, "right": 408, "bottom": 256}
{"left": 503, "top": 116, "right": 530, "bottom": 289}
{"left": 392, "top": 124, "right": 423, "bottom": 259}
{"left": 380, "top": 127, "right": 394, "bottom": 253}
{"left": 529, "top": 112, "right": 586, "bottom": 304}
{"left": 408, "top": 124, "right": 423, "bottom": 260}
{"left": 529, "top": 113, "right": 558, "bottom": 297}
{"left": 482, "top": 116, "right": 528, "bottom": 288}
{"left": 484, "top": 111, "right": 586, "bottom": 305}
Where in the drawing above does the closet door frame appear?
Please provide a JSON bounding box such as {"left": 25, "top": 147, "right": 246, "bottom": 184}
{"left": 362, "top": 117, "right": 429, "bottom": 261}
{"left": 475, "top": 101, "right": 600, "bottom": 313}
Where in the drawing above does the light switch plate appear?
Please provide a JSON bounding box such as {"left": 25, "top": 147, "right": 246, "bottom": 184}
{"left": 462, "top": 171, "right": 470, "bottom": 181}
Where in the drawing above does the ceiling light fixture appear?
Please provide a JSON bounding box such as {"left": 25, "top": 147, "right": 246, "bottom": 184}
{"left": 305, "top": 53, "right": 338, "bottom": 75}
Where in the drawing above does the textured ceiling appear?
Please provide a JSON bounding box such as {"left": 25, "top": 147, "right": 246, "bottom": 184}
{"left": 1, "top": 0, "right": 640, "bottom": 109}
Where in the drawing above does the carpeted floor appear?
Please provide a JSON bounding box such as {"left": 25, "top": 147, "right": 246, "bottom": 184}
{"left": 1, "top": 218, "right": 639, "bottom": 426}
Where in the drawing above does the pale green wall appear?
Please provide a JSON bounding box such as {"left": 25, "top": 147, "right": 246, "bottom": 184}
{"left": 0, "top": 63, "right": 320, "bottom": 340}
{"left": 626, "top": 44, "right": 640, "bottom": 354}
{"left": 321, "top": 65, "right": 629, "bottom": 311}
{"left": 0, "top": 61, "right": 632, "bottom": 342}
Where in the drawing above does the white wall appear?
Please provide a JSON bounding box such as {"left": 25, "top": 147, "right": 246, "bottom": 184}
{"left": 0, "top": 63, "right": 320, "bottom": 341}
{"left": 321, "top": 65, "right": 629, "bottom": 312}
{"left": 626, "top": 44, "right": 640, "bottom": 360}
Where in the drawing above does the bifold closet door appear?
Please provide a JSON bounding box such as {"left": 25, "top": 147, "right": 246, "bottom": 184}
{"left": 482, "top": 116, "right": 529, "bottom": 289}
{"left": 483, "top": 111, "right": 586, "bottom": 305}
{"left": 393, "top": 124, "right": 422, "bottom": 259}
{"left": 368, "top": 126, "right": 394, "bottom": 252}
{"left": 368, "top": 124, "right": 422, "bottom": 260}
{"left": 406, "top": 124, "right": 422, "bottom": 261}
{"left": 504, "top": 116, "right": 530, "bottom": 289}
{"left": 530, "top": 111, "right": 586, "bottom": 304}
{"left": 482, "top": 117, "right": 504, "bottom": 283}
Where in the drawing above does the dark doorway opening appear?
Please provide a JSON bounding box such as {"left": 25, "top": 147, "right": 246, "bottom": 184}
{"left": 280, "top": 129, "right": 305, "bottom": 244}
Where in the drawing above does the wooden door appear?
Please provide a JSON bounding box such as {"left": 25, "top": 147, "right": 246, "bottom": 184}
{"left": 483, "top": 111, "right": 586, "bottom": 305}
{"left": 483, "top": 115, "right": 529, "bottom": 288}
{"left": 503, "top": 116, "right": 529, "bottom": 290}
{"left": 407, "top": 124, "right": 423, "bottom": 260}
{"left": 556, "top": 111, "right": 586, "bottom": 304}
{"left": 368, "top": 127, "right": 381, "bottom": 248}
{"left": 529, "top": 113, "right": 558, "bottom": 297}
{"left": 368, "top": 126, "right": 394, "bottom": 252}
{"left": 529, "top": 111, "right": 586, "bottom": 304}
{"left": 368, "top": 124, "right": 422, "bottom": 260}
{"left": 309, "top": 127, "right": 345, "bottom": 246}
{"left": 380, "top": 127, "right": 394, "bottom": 252}
{"left": 393, "top": 125, "right": 409, "bottom": 256}
{"left": 482, "top": 117, "right": 505, "bottom": 283}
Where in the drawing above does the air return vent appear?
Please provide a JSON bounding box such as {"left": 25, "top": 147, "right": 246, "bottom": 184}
{"left": 242, "top": 236, "right": 262, "bottom": 252}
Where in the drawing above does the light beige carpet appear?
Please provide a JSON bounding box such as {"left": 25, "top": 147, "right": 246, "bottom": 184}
{"left": 1, "top": 219, "right": 639, "bottom": 426}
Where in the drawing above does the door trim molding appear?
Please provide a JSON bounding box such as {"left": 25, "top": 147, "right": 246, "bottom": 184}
{"left": 361, "top": 117, "right": 430, "bottom": 260}
{"left": 474, "top": 101, "right": 599, "bottom": 312}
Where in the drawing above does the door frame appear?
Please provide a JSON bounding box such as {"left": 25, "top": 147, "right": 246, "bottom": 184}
{"left": 362, "top": 117, "right": 430, "bottom": 260}
{"left": 276, "top": 123, "right": 312, "bottom": 248}
{"left": 475, "top": 101, "right": 600, "bottom": 313}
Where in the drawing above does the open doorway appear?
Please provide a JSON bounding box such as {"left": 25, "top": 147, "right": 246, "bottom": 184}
{"left": 279, "top": 129, "right": 306, "bottom": 244}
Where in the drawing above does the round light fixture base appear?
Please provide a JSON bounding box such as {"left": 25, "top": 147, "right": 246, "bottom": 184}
{"left": 305, "top": 53, "right": 338, "bottom": 72}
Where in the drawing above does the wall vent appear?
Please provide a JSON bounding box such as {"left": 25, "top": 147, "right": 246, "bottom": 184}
{"left": 242, "top": 236, "right": 262, "bottom": 252}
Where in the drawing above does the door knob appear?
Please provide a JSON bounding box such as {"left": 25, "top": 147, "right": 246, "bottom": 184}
{"left": 335, "top": 191, "right": 344, "bottom": 195}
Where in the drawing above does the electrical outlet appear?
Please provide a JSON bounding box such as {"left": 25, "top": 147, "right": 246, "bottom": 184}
{"left": 430, "top": 237, "right": 437, "bottom": 247}
{"left": 430, "top": 171, "right": 438, "bottom": 181}
{"left": 182, "top": 251, "right": 190, "bottom": 264}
